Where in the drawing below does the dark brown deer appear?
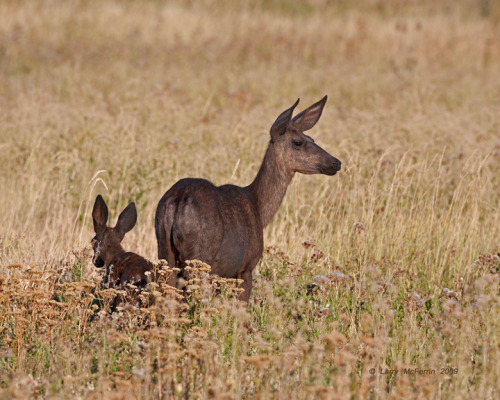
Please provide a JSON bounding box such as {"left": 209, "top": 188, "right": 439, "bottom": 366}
{"left": 155, "top": 96, "right": 341, "bottom": 302}
{"left": 92, "top": 194, "right": 153, "bottom": 290}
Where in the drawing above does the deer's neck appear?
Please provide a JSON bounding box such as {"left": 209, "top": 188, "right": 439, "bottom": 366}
{"left": 104, "top": 245, "right": 126, "bottom": 267}
{"left": 248, "top": 142, "right": 294, "bottom": 228}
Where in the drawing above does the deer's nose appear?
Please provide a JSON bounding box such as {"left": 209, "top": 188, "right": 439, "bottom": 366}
{"left": 319, "top": 157, "right": 341, "bottom": 176}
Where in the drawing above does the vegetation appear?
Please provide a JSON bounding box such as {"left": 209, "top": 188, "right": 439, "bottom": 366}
{"left": 1, "top": 0, "right": 499, "bottom": 398}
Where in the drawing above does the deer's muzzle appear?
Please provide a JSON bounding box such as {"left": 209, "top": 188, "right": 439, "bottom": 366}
{"left": 319, "top": 158, "right": 341, "bottom": 176}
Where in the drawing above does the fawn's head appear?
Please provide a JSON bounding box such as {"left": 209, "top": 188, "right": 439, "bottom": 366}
{"left": 269, "top": 96, "right": 341, "bottom": 176}
{"left": 91, "top": 195, "right": 137, "bottom": 268}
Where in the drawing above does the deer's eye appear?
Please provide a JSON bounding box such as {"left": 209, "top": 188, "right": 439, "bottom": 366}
{"left": 293, "top": 140, "right": 304, "bottom": 148}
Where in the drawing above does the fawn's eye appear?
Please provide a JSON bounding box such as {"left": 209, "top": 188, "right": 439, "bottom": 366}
{"left": 293, "top": 140, "right": 304, "bottom": 148}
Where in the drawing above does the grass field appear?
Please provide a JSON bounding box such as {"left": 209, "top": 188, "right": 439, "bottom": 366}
{"left": 1, "top": 0, "right": 500, "bottom": 398}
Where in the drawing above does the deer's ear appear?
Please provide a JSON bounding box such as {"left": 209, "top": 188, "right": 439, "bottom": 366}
{"left": 291, "top": 95, "right": 327, "bottom": 131}
{"left": 270, "top": 98, "right": 300, "bottom": 140}
{"left": 92, "top": 195, "right": 108, "bottom": 234}
{"left": 115, "top": 202, "right": 137, "bottom": 239}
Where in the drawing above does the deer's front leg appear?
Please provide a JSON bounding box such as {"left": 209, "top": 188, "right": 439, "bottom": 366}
{"left": 237, "top": 270, "right": 253, "bottom": 303}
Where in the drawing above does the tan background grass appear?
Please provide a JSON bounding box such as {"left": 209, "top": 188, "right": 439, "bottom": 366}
{"left": 0, "top": 0, "right": 499, "bottom": 398}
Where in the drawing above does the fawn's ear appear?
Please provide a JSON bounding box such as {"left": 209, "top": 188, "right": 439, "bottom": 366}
{"left": 291, "top": 95, "right": 327, "bottom": 131}
{"left": 92, "top": 195, "right": 108, "bottom": 234}
{"left": 115, "top": 202, "right": 137, "bottom": 239}
{"left": 270, "top": 98, "right": 300, "bottom": 140}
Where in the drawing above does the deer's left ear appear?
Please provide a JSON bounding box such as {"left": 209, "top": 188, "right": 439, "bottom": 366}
{"left": 115, "top": 202, "right": 137, "bottom": 239}
{"left": 291, "top": 95, "right": 327, "bottom": 131}
{"left": 270, "top": 98, "right": 300, "bottom": 140}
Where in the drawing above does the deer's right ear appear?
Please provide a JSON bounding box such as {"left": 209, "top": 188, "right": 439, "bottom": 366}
{"left": 270, "top": 98, "right": 300, "bottom": 140}
{"left": 92, "top": 195, "right": 108, "bottom": 234}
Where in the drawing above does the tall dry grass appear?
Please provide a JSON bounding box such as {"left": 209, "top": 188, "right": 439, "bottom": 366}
{"left": 1, "top": 0, "right": 499, "bottom": 398}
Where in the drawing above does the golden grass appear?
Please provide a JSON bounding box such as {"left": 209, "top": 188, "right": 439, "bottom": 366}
{"left": 1, "top": 0, "right": 500, "bottom": 398}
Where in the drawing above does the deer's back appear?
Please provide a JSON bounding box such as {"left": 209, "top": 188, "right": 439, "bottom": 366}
{"left": 157, "top": 178, "right": 263, "bottom": 278}
{"left": 112, "top": 252, "right": 153, "bottom": 287}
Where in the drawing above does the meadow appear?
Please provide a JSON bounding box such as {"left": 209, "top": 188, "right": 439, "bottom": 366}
{"left": 0, "top": 0, "right": 499, "bottom": 398}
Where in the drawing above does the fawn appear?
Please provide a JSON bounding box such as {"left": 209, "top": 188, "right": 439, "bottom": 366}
{"left": 91, "top": 194, "right": 153, "bottom": 290}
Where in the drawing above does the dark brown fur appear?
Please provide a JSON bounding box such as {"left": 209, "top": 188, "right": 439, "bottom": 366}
{"left": 92, "top": 195, "right": 153, "bottom": 290}
{"left": 155, "top": 96, "right": 341, "bottom": 302}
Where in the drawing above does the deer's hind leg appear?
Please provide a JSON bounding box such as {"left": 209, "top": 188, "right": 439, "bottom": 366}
{"left": 237, "top": 259, "right": 260, "bottom": 303}
{"left": 156, "top": 205, "right": 179, "bottom": 288}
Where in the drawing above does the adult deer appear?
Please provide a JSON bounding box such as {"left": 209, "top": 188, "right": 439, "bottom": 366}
{"left": 155, "top": 96, "right": 341, "bottom": 302}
